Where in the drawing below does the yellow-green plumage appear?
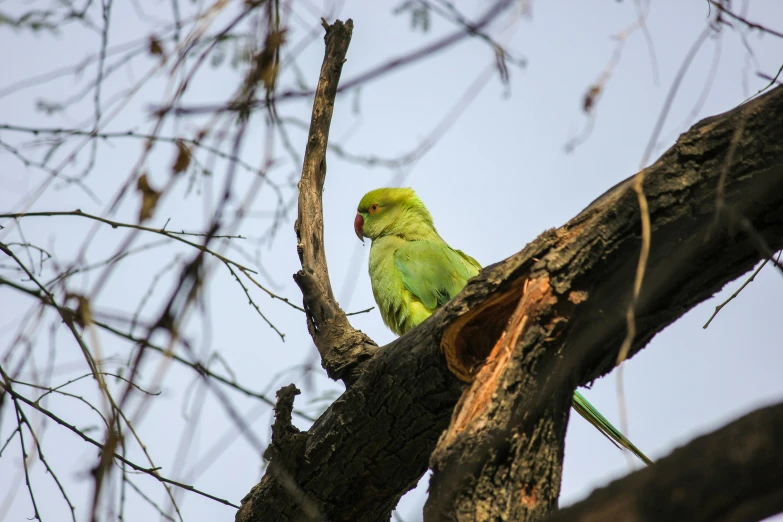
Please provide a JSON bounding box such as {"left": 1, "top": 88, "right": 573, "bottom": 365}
{"left": 356, "top": 188, "right": 480, "bottom": 335}
{"left": 355, "top": 187, "right": 652, "bottom": 465}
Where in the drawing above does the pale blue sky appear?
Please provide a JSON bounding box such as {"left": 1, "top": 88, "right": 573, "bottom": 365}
{"left": 1, "top": 1, "right": 782, "bottom": 521}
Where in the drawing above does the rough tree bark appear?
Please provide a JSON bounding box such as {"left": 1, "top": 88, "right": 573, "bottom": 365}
{"left": 548, "top": 401, "right": 783, "bottom": 522}
{"left": 423, "top": 82, "right": 783, "bottom": 521}
{"left": 291, "top": 18, "right": 378, "bottom": 385}
{"left": 235, "top": 18, "right": 783, "bottom": 522}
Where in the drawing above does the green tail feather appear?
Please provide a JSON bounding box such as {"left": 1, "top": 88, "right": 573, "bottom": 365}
{"left": 572, "top": 390, "right": 653, "bottom": 466}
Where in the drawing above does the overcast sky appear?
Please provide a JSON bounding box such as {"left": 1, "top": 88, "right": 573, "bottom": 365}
{"left": 1, "top": 1, "right": 782, "bottom": 521}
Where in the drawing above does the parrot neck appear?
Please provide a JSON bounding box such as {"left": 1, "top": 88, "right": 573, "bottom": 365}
{"left": 388, "top": 204, "right": 440, "bottom": 241}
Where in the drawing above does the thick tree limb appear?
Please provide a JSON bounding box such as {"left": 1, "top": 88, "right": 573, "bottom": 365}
{"left": 424, "top": 86, "right": 783, "bottom": 520}
{"left": 548, "top": 402, "right": 783, "bottom": 522}
{"left": 237, "top": 43, "right": 783, "bottom": 522}
{"left": 292, "top": 18, "right": 377, "bottom": 384}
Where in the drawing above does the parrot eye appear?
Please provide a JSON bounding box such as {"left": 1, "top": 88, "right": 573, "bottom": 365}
{"left": 369, "top": 203, "right": 379, "bottom": 214}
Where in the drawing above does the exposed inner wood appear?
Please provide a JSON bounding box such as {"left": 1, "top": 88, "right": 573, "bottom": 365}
{"left": 440, "top": 275, "right": 527, "bottom": 382}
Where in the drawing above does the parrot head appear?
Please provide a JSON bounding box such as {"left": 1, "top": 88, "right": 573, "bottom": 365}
{"left": 354, "top": 187, "right": 435, "bottom": 241}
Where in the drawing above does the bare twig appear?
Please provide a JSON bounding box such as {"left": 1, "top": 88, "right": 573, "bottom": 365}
{"left": 166, "top": 1, "right": 515, "bottom": 116}
{"left": 0, "top": 210, "right": 302, "bottom": 313}
{"left": 0, "top": 124, "right": 276, "bottom": 180}
{"left": 2, "top": 272, "right": 317, "bottom": 421}
{"left": 0, "top": 374, "right": 240, "bottom": 509}
{"left": 754, "top": 64, "right": 783, "bottom": 99}
{"left": 708, "top": 0, "right": 783, "bottom": 40}
{"left": 224, "top": 262, "right": 286, "bottom": 340}
{"left": 126, "top": 477, "right": 177, "bottom": 521}
{"left": 615, "top": 23, "right": 713, "bottom": 448}
{"left": 703, "top": 250, "right": 782, "bottom": 328}
{"left": 16, "top": 405, "right": 77, "bottom": 522}
{"left": 0, "top": 241, "right": 112, "bottom": 407}
{"left": 10, "top": 398, "right": 42, "bottom": 522}
{"left": 345, "top": 306, "right": 374, "bottom": 317}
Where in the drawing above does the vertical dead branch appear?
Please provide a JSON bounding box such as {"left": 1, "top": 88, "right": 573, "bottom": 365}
{"left": 292, "top": 18, "right": 377, "bottom": 385}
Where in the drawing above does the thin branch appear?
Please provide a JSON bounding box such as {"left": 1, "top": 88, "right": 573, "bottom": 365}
{"left": 615, "top": 22, "right": 713, "bottom": 443}
{"left": 10, "top": 399, "right": 42, "bottom": 522}
{"left": 0, "top": 124, "right": 275, "bottom": 180}
{"left": 708, "top": 0, "right": 783, "bottom": 40}
{"left": 3, "top": 240, "right": 188, "bottom": 522}
{"left": 0, "top": 427, "right": 21, "bottom": 457}
{"left": 17, "top": 406, "right": 77, "bottom": 522}
{"left": 0, "top": 241, "right": 112, "bottom": 407}
{"left": 703, "top": 250, "right": 783, "bottom": 328}
{"left": 0, "top": 210, "right": 303, "bottom": 313}
{"left": 166, "top": 1, "right": 515, "bottom": 116}
{"left": 1, "top": 210, "right": 253, "bottom": 270}
{"left": 16, "top": 372, "right": 160, "bottom": 400}
{"left": 0, "top": 273, "right": 317, "bottom": 421}
{"left": 126, "top": 477, "right": 177, "bottom": 522}
{"left": 0, "top": 374, "right": 240, "bottom": 509}
{"left": 223, "top": 262, "right": 286, "bottom": 340}
{"left": 345, "top": 306, "right": 374, "bottom": 317}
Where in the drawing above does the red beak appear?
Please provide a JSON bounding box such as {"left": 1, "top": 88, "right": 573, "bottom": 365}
{"left": 354, "top": 213, "right": 365, "bottom": 241}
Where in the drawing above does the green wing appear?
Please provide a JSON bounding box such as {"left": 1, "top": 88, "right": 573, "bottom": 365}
{"left": 394, "top": 240, "right": 481, "bottom": 310}
{"left": 572, "top": 391, "right": 653, "bottom": 466}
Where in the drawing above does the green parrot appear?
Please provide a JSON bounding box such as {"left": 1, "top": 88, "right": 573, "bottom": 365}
{"left": 354, "top": 187, "right": 652, "bottom": 466}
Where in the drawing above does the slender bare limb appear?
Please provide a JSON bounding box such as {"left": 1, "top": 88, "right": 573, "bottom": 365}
{"left": 291, "top": 18, "right": 377, "bottom": 384}
{"left": 0, "top": 374, "right": 240, "bottom": 509}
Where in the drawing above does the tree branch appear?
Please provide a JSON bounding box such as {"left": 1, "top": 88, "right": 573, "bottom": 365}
{"left": 0, "top": 374, "right": 238, "bottom": 509}
{"left": 424, "top": 85, "right": 783, "bottom": 520}
{"left": 237, "top": 74, "right": 783, "bottom": 522}
{"left": 292, "top": 18, "right": 378, "bottom": 384}
{"left": 548, "top": 402, "right": 783, "bottom": 522}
